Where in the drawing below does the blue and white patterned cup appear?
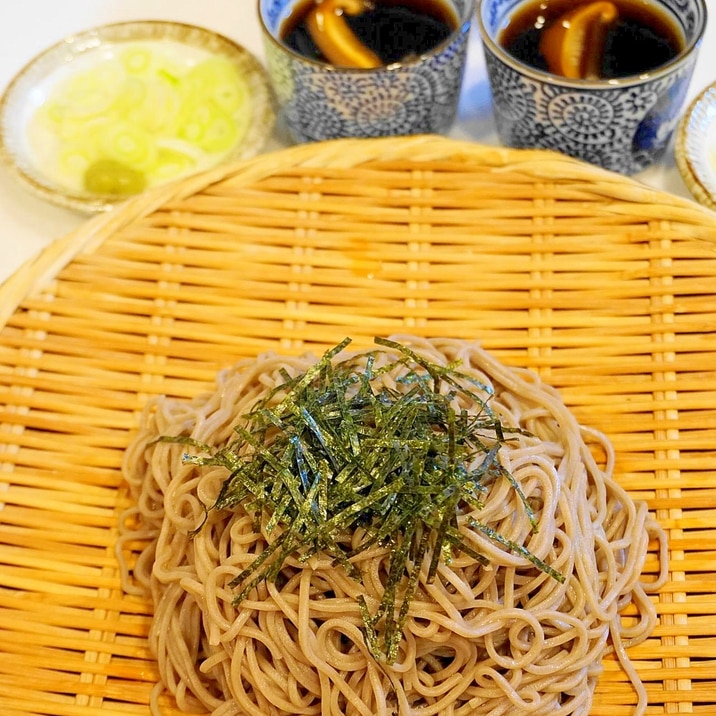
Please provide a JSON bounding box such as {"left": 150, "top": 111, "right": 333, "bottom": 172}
{"left": 477, "top": 0, "right": 707, "bottom": 175}
{"left": 258, "top": 0, "right": 475, "bottom": 143}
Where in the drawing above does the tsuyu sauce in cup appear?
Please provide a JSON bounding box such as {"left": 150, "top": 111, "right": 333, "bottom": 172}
{"left": 476, "top": 0, "right": 707, "bottom": 175}
{"left": 499, "top": 0, "right": 685, "bottom": 81}
{"left": 258, "top": 0, "right": 475, "bottom": 142}
{"left": 279, "top": 0, "right": 459, "bottom": 68}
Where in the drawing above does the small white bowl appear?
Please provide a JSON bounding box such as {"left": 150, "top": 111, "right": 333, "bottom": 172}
{"left": 675, "top": 81, "right": 716, "bottom": 211}
{"left": 0, "top": 21, "right": 275, "bottom": 213}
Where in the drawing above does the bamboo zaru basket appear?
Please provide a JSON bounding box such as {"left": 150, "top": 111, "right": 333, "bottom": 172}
{"left": 0, "top": 135, "right": 715, "bottom": 715}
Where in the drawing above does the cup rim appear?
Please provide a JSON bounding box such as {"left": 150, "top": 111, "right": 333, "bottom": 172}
{"left": 257, "top": 0, "right": 476, "bottom": 72}
{"left": 476, "top": 0, "right": 708, "bottom": 89}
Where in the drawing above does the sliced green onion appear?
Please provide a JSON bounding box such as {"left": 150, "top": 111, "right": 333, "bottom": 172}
{"left": 28, "top": 41, "right": 253, "bottom": 195}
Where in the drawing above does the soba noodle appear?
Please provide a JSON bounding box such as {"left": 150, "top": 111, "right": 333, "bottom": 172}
{"left": 118, "top": 336, "right": 667, "bottom": 716}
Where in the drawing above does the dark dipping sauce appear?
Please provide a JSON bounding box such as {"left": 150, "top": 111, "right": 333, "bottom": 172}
{"left": 500, "top": 0, "right": 686, "bottom": 79}
{"left": 282, "top": 0, "right": 458, "bottom": 66}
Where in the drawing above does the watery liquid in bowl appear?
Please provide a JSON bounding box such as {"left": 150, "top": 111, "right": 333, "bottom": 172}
{"left": 499, "top": 0, "right": 685, "bottom": 80}
{"left": 281, "top": 0, "right": 458, "bottom": 68}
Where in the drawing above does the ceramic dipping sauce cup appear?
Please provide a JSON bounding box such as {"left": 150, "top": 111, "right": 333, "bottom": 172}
{"left": 476, "top": 0, "right": 707, "bottom": 175}
{"left": 258, "top": 0, "right": 475, "bottom": 143}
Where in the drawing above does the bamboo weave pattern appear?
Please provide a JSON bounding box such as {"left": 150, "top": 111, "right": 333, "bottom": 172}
{"left": 0, "top": 136, "right": 715, "bottom": 715}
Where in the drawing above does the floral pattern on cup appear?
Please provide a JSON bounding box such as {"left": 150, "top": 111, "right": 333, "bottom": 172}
{"left": 259, "top": 0, "right": 475, "bottom": 143}
{"left": 477, "top": 0, "right": 706, "bottom": 175}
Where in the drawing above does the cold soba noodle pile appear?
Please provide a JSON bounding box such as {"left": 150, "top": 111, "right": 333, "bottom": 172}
{"left": 119, "top": 336, "right": 667, "bottom": 716}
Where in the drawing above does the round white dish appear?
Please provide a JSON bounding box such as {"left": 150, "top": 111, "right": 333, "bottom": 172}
{"left": 0, "top": 20, "right": 275, "bottom": 213}
{"left": 676, "top": 81, "right": 716, "bottom": 211}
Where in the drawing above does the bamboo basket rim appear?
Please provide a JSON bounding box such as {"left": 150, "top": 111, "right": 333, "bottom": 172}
{"left": 3, "top": 134, "right": 715, "bottom": 328}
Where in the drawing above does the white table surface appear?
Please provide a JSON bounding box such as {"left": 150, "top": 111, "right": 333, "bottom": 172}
{"left": 1, "top": 0, "right": 713, "bottom": 286}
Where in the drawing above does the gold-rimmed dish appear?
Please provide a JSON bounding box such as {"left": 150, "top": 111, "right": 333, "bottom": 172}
{"left": 676, "top": 80, "right": 716, "bottom": 211}
{"left": 0, "top": 20, "right": 274, "bottom": 213}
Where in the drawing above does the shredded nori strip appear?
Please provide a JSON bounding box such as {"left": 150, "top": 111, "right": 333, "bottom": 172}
{"left": 162, "top": 337, "right": 563, "bottom": 663}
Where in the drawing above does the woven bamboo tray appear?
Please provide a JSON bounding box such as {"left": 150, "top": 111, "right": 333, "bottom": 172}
{"left": 1, "top": 134, "right": 715, "bottom": 715}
